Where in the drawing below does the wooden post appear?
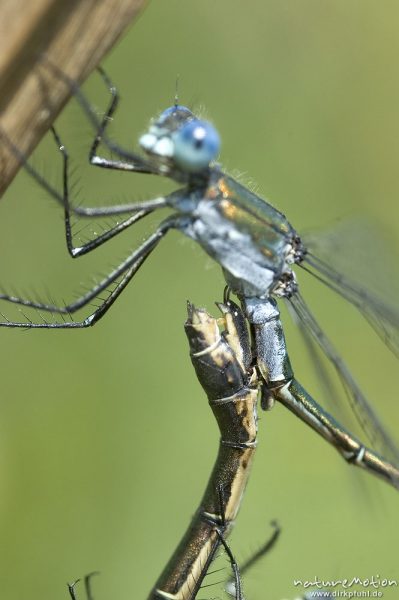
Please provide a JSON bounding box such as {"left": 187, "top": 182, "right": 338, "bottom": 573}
{"left": 0, "top": 0, "right": 146, "bottom": 196}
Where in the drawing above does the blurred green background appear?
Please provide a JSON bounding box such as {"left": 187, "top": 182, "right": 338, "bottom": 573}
{"left": 1, "top": 1, "right": 399, "bottom": 599}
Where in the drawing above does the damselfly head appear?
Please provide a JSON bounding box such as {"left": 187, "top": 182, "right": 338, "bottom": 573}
{"left": 139, "top": 105, "right": 220, "bottom": 174}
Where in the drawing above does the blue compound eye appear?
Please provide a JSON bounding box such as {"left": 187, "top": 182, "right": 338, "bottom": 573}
{"left": 173, "top": 119, "right": 220, "bottom": 173}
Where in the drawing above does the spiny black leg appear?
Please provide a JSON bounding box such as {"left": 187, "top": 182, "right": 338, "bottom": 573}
{"left": 215, "top": 483, "right": 243, "bottom": 600}
{"left": 88, "top": 67, "right": 153, "bottom": 174}
{"left": 0, "top": 259, "right": 140, "bottom": 329}
{"left": 0, "top": 218, "right": 178, "bottom": 327}
{"left": 43, "top": 59, "right": 156, "bottom": 174}
{"left": 50, "top": 126, "right": 165, "bottom": 257}
{"left": 72, "top": 196, "right": 169, "bottom": 218}
{"left": 224, "top": 522, "right": 281, "bottom": 599}
{"left": 0, "top": 127, "right": 169, "bottom": 219}
{"left": 215, "top": 529, "right": 243, "bottom": 600}
{"left": 67, "top": 579, "right": 81, "bottom": 600}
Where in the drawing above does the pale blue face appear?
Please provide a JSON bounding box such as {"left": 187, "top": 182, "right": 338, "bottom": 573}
{"left": 139, "top": 104, "right": 220, "bottom": 174}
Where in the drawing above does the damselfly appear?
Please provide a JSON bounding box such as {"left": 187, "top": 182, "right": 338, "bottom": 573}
{"left": 143, "top": 299, "right": 258, "bottom": 599}
{"left": 64, "top": 298, "right": 324, "bottom": 600}
{"left": 66, "top": 300, "right": 261, "bottom": 600}
{"left": 0, "top": 68, "right": 398, "bottom": 490}
{"left": 148, "top": 298, "right": 258, "bottom": 600}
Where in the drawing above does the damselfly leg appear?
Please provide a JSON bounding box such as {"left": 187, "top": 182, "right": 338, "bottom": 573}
{"left": 42, "top": 60, "right": 159, "bottom": 186}
{"left": 66, "top": 525, "right": 332, "bottom": 600}
{"left": 0, "top": 219, "right": 173, "bottom": 329}
{"left": 224, "top": 520, "right": 333, "bottom": 599}
{"left": 68, "top": 572, "right": 99, "bottom": 600}
{"left": 225, "top": 521, "right": 281, "bottom": 599}
{"left": 87, "top": 67, "right": 156, "bottom": 176}
{"left": 0, "top": 125, "right": 193, "bottom": 328}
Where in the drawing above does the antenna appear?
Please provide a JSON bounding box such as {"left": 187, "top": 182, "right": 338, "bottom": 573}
{"left": 174, "top": 74, "right": 180, "bottom": 107}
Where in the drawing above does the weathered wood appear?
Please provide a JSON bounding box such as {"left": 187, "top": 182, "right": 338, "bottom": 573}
{"left": 0, "top": 0, "right": 146, "bottom": 196}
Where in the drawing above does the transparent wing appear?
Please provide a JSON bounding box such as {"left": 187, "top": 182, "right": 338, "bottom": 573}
{"left": 301, "top": 219, "right": 399, "bottom": 357}
{"left": 288, "top": 292, "right": 399, "bottom": 467}
{"left": 286, "top": 300, "right": 353, "bottom": 427}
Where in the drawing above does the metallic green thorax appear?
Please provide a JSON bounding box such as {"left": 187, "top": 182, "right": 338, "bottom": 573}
{"left": 174, "top": 169, "right": 300, "bottom": 298}
{"left": 208, "top": 173, "right": 294, "bottom": 248}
